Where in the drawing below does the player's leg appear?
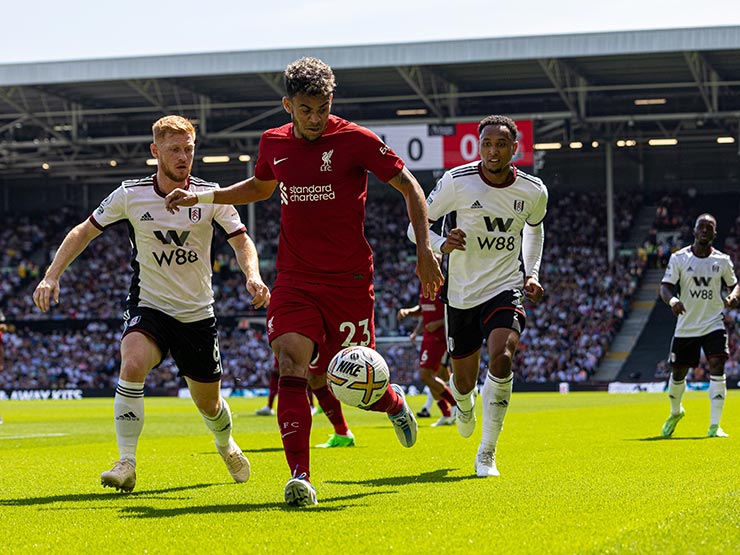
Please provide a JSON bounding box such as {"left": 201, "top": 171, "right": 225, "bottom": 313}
{"left": 309, "top": 361, "right": 354, "bottom": 448}
{"left": 448, "top": 353, "right": 481, "bottom": 437}
{"left": 257, "top": 366, "right": 279, "bottom": 416}
{"left": 273, "top": 332, "right": 317, "bottom": 505}
{"left": 420, "top": 338, "right": 457, "bottom": 426}
{"left": 101, "top": 330, "right": 161, "bottom": 492}
{"left": 662, "top": 336, "right": 694, "bottom": 437}
{"left": 417, "top": 387, "right": 433, "bottom": 417}
{"left": 419, "top": 367, "right": 454, "bottom": 426}
{"left": 477, "top": 327, "right": 520, "bottom": 477}
{"left": 187, "top": 378, "right": 250, "bottom": 482}
{"left": 705, "top": 330, "right": 730, "bottom": 437}
{"left": 267, "top": 284, "right": 329, "bottom": 505}
{"left": 172, "top": 317, "right": 250, "bottom": 482}
{"left": 446, "top": 304, "right": 484, "bottom": 438}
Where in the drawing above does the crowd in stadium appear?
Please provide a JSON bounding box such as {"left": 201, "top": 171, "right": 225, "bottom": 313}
{"left": 1, "top": 188, "right": 739, "bottom": 391}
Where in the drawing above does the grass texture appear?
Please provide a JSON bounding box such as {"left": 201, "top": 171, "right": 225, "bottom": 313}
{"left": 1, "top": 391, "right": 739, "bottom": 554}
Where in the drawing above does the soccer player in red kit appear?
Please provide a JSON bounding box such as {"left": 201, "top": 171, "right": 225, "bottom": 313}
{"left": 398, "top": 288, "right": 457, "bottom": 426}
{"left": 166, "top": 57, "right": 443, "bottom": 506}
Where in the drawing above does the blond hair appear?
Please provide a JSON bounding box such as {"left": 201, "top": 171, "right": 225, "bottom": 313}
{"left": 152, "top": 115, "right": 196, "bottom": 143}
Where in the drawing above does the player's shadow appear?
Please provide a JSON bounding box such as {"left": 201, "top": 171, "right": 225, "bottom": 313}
{"left": 327, "top": 467, "right": 474, "bottom": 487}
{"left": 0, "top": 483, "right": 217, "bottom": 507}
{"left": 630, "top": 435, "right": 710, "bottom": 441}
{"left": 120, "top": 490, "right": 395, "bottom": 517}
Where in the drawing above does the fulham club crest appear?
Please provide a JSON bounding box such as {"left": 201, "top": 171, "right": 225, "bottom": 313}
{"left": 513, "top": 199, "right": 525, "bottom": 213}
{"left": 189, "top": 207, "right": 202, "bottom": 223}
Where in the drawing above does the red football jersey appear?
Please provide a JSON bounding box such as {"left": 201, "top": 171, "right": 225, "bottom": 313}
{"left": 419, "top": 291, "right": 446, "bottom": 340}
{"left": 254, "top": 115, "right": 405, "bottom": 285}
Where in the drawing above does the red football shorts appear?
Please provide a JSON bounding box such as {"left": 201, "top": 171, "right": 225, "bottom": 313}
{"left": 266, "top": 280, "right": 375, "bottom": 375}
{"left": 419, "top": 332, "right": 447, "bottom": 371}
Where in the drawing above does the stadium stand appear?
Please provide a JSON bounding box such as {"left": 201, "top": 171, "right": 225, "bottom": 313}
{"left": 0, "top": 188, "right": 655, "bottom": 391}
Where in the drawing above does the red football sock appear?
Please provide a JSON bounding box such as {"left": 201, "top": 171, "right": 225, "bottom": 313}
{"left": 277, "top": 376, "right": 312, "bottom": 479}
{"left": 367, "top": 384, "right": 404, "bottom": 415}
{"left": 313, "top": 385, "right": 350, "bottom": 436}
{"left": 440, "top": 387, "right": 457, "bottom": 408}
{"left": 437, "top": 399, "right": 451, "bottom": 417}
{"left": 267, "top": 371, "right": 279, "bottom": 409}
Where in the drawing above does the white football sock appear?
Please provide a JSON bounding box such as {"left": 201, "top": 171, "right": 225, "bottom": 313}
{"left": 480, "top": 372, "right": 513, "bottom": 452}
{"left": 448, "top": 374, "right": 475, "bottom": 412}
{"left": 709, "top": 375, "right": 726, "bottom": 427}
{"left": 114, "top": 379, "right": 145, "bottom": 465}
{"left": 202, "top": 397, "right": 233, "bottom": 448}
{"left": 423, "top": 387, "right": 434, "bottom": 411}
{"left": 668, "top": 377, "right": 686, "bottom": 415}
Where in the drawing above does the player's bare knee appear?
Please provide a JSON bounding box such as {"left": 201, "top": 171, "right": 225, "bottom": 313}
{"left": 118, "top": 360, "right": 149, "bottom": 383}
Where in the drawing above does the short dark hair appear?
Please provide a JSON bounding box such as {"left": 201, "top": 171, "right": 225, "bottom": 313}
{"left": 478, "top": 115, "right": 518, "bottom": 141}
{"left": 695, "top": 213, "right": 717, "bottom": 228}
{"left": 284, "top": 57, "right": 336, "bottom": 98}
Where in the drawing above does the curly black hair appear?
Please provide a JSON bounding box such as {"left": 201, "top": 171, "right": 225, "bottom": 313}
{"left": 478, "top": 115, "right": 518, "bottom": 141}
{"left": 284, "top": 57, "right": 336, "bottom": 98}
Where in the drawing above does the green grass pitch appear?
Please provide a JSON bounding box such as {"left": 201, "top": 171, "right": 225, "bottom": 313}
{"left": 1, "top": 391, "right": 739, "bottom": 554}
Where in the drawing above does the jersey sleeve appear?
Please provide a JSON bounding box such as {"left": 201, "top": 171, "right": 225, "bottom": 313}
{"left": 213, "top": 202, "right": 247, "bottom": 239}
{"left": 526, "top": 183, "right": 548, "bottom": 226}
{"left": 354, "top": 126, "right": 405, "bottom": 182}
{"left": 253, "top": 133, "right": 275, "bottom": 182}
{"left": 425, "top": 172, "right": 456, "bottom": 223}
{"left": 662, "top": 253, "right": 680, "bottom": 285}
{"left": 89, "top": 185, "right": 127, "bottom": 230}
{"left": 723, "top": 257, "right": 738, "bottom": 288}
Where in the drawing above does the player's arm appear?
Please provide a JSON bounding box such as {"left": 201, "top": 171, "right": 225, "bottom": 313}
{"left": 165, "top": 176, "right": 278, "bottom": 212}
{"left": 522, "top": 222, "right": 545, "bottom": 302}
{"left": 660, "top": 282, "right": 685, "bottom": 316}
{"left": 397, "top": 304, "right": 422, "bottom": 320}
{"left": 33, "top": 219, "right": 102, "bottom": 312}
{"left": 389, "top": 166, "right": 444, "bottom": 299}
{"left": 227, "top": 232, "right": 271, "bottom": 309}
{"left": 725, "top": 280, "right": 740, "bottom": 308}
{"left": 425, "top": 317, "right": 445, "bottom": 334}
{"left": 409, "top": 317, "right": 424, "bottom": 342}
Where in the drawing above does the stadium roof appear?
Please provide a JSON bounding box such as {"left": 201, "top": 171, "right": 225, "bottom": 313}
{"left": 1, "top": 25, "right": 740, "bottom": 186}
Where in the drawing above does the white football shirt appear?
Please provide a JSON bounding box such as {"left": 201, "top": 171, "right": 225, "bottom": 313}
{"left": 90, "top": 174, "right": 246, "bottom": 322}
{"left": 421, "top": 163, "right": 548, "bottom": 309}
{"left": 662, "top": 245, "right": 738, "bottom": 337}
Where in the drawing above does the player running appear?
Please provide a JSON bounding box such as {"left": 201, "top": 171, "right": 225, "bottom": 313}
{"left": 408, "top": 115, "right": 548, "bottom": 477}
{"left": 165, "top": 57, "right": 443, "bottom": 506}
{"left": 659, "top": 213, "right": 739, "bottom": 438}
{"left": 33, "top": 115, "right": 270, "bottom": 492}
{"left": 398, "top": 284, "right": 457, "bottom": 427}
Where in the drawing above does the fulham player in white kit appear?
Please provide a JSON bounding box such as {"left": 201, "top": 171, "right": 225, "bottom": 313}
{"left": 33, "top": 116, "right": 270, "bottom": 492}
{"left": 409, "top": 115, "right": 548, "bottom": 477}
{"left": 659, "top": 213, "right": 739, "bottom": 438}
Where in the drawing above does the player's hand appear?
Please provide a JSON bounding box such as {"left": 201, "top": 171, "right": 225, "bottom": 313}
{"left": 33, "top": 277, "right": 60, "bottom": 313}
{"left": 416, "top": 248, "right": 444, "bottom": 299}
{"left": 725, "top": 295, "right": 739, "bottom": 309}
{"left": 670, "top": 300, "right": 686, "bottom": 316}
{"left": 165, "top": 188, "right": 198, "bottom": 213}
{"left": 523, "top": 277, "right": 544, "bottom": 302}
{"left": 397, "top": 308, "right": 409, "bottom": 321}
{"left": 246, "top": 279, "right": 270, "bottom": 309}
{"left": 441, "top": 228, "right": 466, "bottom": 253}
